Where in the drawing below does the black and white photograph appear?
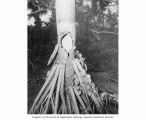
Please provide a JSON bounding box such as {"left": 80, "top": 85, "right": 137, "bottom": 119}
{"left": 27, "top": 0, "right": 118, "bottom": 114}
{"left": 1, "top": 0, "right": 146, "bottom": 119}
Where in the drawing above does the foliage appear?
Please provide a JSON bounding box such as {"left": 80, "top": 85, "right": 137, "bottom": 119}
{"left": 27, "top": 0, "right": 118, "bottom": 30}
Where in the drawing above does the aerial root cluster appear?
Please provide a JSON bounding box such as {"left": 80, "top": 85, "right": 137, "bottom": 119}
{"left": 29, "top": 50, "right": 117, "bottom": 114}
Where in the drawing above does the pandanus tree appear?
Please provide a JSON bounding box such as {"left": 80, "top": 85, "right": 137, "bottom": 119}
{"left": 29, "top": 0, "right": 118, "bottom": 114}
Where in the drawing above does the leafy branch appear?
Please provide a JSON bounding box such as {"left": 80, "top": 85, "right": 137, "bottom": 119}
{"left": 27, "top": 9, "right": 48, "bottom": 16}
{"left": 90, "top": 29, "right": 118, "bottom": 35}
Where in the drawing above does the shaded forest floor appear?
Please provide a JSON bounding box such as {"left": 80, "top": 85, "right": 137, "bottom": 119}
{"left": 28, "top": 25, "right": 118, "bottom": 114}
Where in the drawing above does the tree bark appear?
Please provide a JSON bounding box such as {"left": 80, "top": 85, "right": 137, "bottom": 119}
{"left": 56, "top": 0, "right": 76, "bottom": 89}
{"left": 56, "top": 0, "right": 76, "bottom": 46}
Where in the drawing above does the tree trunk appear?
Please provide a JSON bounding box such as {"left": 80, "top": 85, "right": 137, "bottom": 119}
{"left": 56, "top": 0, "right": 75, "bottom": 46}
{"left": 56, "top": 0, "right": 75, "bottom": 90}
